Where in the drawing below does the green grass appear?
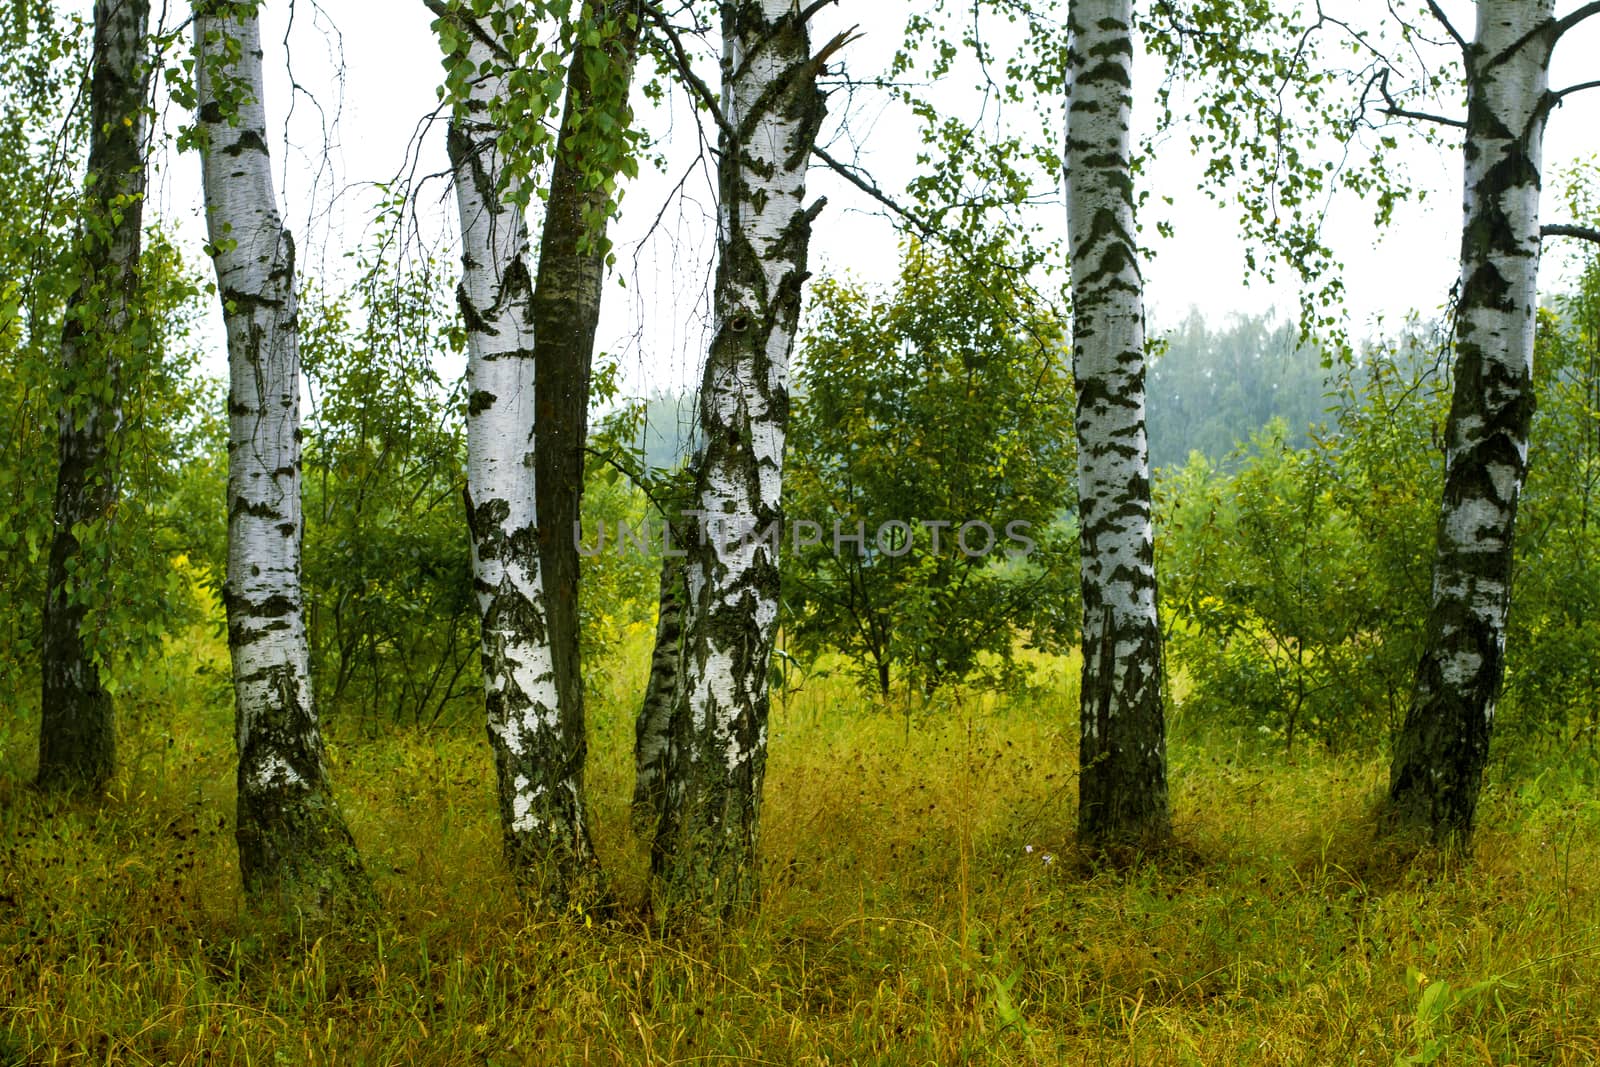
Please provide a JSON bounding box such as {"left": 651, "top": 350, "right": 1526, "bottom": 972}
{"left": 5, "top": 625, "right": 1600, "bottom": 1065}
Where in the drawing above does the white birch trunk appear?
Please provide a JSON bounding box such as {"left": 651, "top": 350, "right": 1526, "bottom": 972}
{"left": 446, "top": 11, "right": 597, "bottom": 900}
{"left": 1065, "top": 0, "right": 1169, "bottom": 846}
{"left": 1390, "top": 0, "right": 1554, "bottom": 838}
{"left": 196, "top": 4, "right": 367, "bottom": 912}
{"left": 653, "top": 0, "right": 830, "bottom": 910}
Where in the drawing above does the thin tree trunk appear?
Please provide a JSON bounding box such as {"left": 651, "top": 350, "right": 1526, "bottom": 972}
{"left": 633, "top": 549, "right": 685, "bottom": 832}
{"left": 36, "top": 0, "right": 152, "bottom": 795}
{"left": 1389, "top": 0, "right": 1554, "bottom": 841}
{"left": 1065, "top": 0, "right": 1170, "bottom": 848}
{"left": 195, "top": 4, "right": 369, "bottom": 915}
{"left": 446, "top": 1, "right": 634, "bottom": 905}
{"left": 533, "top": 0, "right": 641, "bottom": 850}
{"left": 651, "top": 0, "right": 835, "bottom": 913}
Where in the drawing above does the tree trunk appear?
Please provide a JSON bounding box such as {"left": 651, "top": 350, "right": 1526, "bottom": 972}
{"left": 651, "top": 0, "right": 832, "bottom": 913}
{"left": 196, "top": 4, "right": 369, "bottom": 916}
{"left": 36, "top": 0, "right": 152, "bottom": 795}
{"left": 633, "top": 549, "right": 685, "bottom": 833}
{"left": 1065, "top": 0, "right": 1170, "bottom": 848}
{"left": 1388, "top": 0, "right": 1554, "bottom": 841}
{"left": 447, "top": 2, "right": 633, "bottom": 906}
{"left": 532, "top": 0, "right": 641, "bottom": 851}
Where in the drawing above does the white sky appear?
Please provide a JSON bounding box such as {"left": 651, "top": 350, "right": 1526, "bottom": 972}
{"left": 124, "top": 1, "right": 1600, "bottom": 395}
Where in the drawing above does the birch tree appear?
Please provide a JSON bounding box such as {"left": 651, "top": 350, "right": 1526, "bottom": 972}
{"left": 649, "top": 1, "right": 847, "bottom": 912}
{"left": 1388, "top": 0, "right": 1599, "bottom": 839}
{"left": 36, "top": 0, "right": 152, "bottom": 794}
{"left": 633, "top": 550, "right": 684, "bottom": 831}
{"left": 195, "top": 1, "right": 369, "bottom": 913}
{"left": 436, "top": 0, "right": 638, "bottom": 903}
{"left": 1065, "top": 0, "right": 1169, "bottom": 847}
{"left": 1129, "top": 0, "right": 1600, "bottom": 840}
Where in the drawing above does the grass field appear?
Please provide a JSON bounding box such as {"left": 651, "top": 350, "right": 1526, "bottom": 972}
{"left": 4, "top": 623, "right": 1600, "bottom": 1065}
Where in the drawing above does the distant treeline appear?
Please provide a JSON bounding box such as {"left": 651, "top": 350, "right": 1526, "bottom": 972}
{"left": 1144, "top": 309, "right": 1330, "bottom": 472}
{"left": 628, "top": 309, "right": 1332, "bottom": 475}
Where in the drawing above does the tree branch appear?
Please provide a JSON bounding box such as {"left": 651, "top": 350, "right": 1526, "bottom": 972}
{"left": 1542, "top": 223, "right": 1600, "bottom": 245}
{"left": 1424, "top": 0, "right": 1468, "bottom": 54}
{"left": 1381, "top": 105, "right": 1466, "bottom": 128}
{"left": 1552, "top": 78, "right": 1600, "bottom": 105}
{"left": 811, "top": 143, "right": 938, "bottom": 240}
{"left": 1553, "top": 0, "right": 1600, "bottom": 43}
{"left": 1373, "top": 67, "right": 1466, "bottom": 128}
{"left": 799, "top": 0, "right": 840, "bottom": 25}
{"left": 638, "top": 1, "right": 733, "bottom": 139}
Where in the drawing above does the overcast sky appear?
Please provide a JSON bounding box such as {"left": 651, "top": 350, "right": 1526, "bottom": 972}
{"left": 127, "top": 1, "right": 1600, "bottom": 395}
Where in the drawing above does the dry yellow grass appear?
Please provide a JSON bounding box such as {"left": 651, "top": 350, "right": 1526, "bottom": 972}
{"left": 4, "top": 625, "right": 1600, "bottom": 1065}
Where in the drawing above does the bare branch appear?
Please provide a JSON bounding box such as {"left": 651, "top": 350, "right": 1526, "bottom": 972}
{"left": 1380, "top": 105, "right": 1467, "bottom": 129}
{"left": 1425, "top": 0, "right": 1468, "bottom": 54}
{"left": 799, "top": 0, "right": 840, "bottom": 25}
{"left": 1553, "top": 1, "right": 1600, "bottom": 43}
{"left": 1542, "top": 223, "right": 1600, "bottom": 245}
{"left": 811, "top": 143, "right": 937, "bottom": 240}
{"left": 1493, "top": 2, "right": 1600, "bottom": 70}
{"left": 1552, "top": 78, "right": 1600, "bottom": 105}
{"left": 1376, "top": 68, "right": 1466, "bottom": 128}
{"left": 638, "top": 1, "right": 733, "bottom": 138}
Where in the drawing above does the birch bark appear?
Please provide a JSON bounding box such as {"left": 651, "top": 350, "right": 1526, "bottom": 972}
{"left": 37, "top": 0, "right": 152, "bottom": 794}
{"left": 196, "top": 3, "right": 369, "bottom": 913}
{"left": 633, "top": 549, "right": 684, "bottom": 832}
{"left": 652, "top": 0, "right": 833, "bottom": 911}
{"left": 446, "top": 2, "right": 630, "bottom": 904}
{"left": 1065, "top": 0, "right": 1170, "bottom": 847}
{"left": 1389, "top": 0, "right": 1555, "bottom": 839}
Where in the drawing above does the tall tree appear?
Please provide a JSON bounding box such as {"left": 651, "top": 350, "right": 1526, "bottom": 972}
{"left": 650, "top": 1, "right": 846, "bottom": 912}
{"left": 1388, "top": 0, "right": 1562, "bottom": 839}
{"left": 532, "top": 0, "right": 641, "bottom": 874}
{"left": 36, "top": 0, "right": 153, "bottom": 794}
{"left": 633, "top": 549, "right": 684, "bottom": 832}
{"left": 437, "top": 0, "right": 638, "bottom": 904}
{"left": 1065, "top": 0, "right": 1169, "bottom": 847}
{"left": 195, "top": 1, "right": 369, "bottom": 913}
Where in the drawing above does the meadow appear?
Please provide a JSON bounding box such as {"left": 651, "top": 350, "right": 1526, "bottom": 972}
{"left": 4, "top": 621, "right": 1600, "bottom": 1066}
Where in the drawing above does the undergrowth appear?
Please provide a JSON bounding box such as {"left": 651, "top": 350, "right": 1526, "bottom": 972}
{"left": 3, "top": 625, "right": 1600, "bottom": 1065}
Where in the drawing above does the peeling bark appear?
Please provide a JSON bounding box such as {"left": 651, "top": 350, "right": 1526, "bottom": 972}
{"left": 196, "top": 4, "right": 369, "bottom": 915}
{"left": 1389, "top": 0, "right": 1555, "bottom": 841}
{"left": 633, "top": 550, "right": 685, "bottom": 833}
{"left": 37, "top": 0, "right": 152, "bottom": 795}
{"left": 1065, "top": 0, "right": 1170, "bottom": 848}
{"left": 652, "top": 0, "right": 831, "bottom": 913}
{"left": 447, "top": 0, "right": 636, "bottom": 906}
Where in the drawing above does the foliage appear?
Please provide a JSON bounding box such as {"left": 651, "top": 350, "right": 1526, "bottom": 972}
{"left": 1138, "top": 0, "right": 1458, "bottom": 343}
{"left": 1502, "top": 248, "right": 1600, "bottom": 761}
{"left": 297, "top": 250, "right": 480, "bottom": 733}
{"left": 0, "top": 3, "right": 212, "bottom": 726}
{"left": 887, "top": 0, "right": 1068, "bottom": 288}
{"left": 1159, "top": 331, "right": 1448, "bottom": 753}
{"left": 430, "top": 0, "right": 641, "bottom": 257}
{"left": 0, "top": 1, "right": 89, "bottom": 716}
{"left": 783, "top": 244, "right": 1078, "bottom": 696}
